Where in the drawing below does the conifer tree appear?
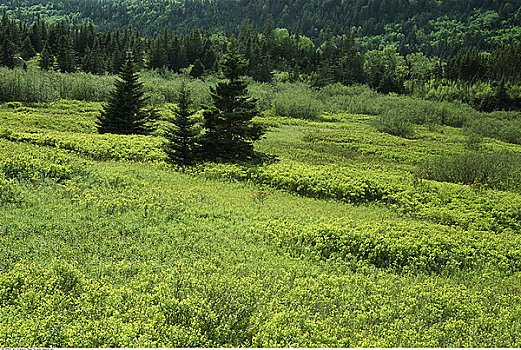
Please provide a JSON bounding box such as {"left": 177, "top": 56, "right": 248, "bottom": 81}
{"left": 163, "top": 81, "right": 201, "bottom": 166}
{"left": 20, "top": 37, "right": 36, "bottom": 60}
{"left": 0, "top": 38, "right": 16, "bottom": 68}
{"left": 0, "top": 24, "right": 16, "bottom": 68}
{"left": 190, "top": 58, "right": 205, "bottom": 78}
{"left": 56, "top": 34, "right": 76, "bottom": 73}
{"left": 38, "top": 44, "right": 54, "bottom": 70}
{"left": 97, "top": 51, "right": 158, "bottom": 135}
{"left": 81, "top": 38, "right": 103, "bottom": 74}
{"left": 201, "top": 40, "right": 265, "bottom": 160}
{"left": 493, "top": 81, "right": 510, "bottom": 110}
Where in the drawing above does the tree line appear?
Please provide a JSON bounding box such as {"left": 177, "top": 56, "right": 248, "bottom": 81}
{"left": 1, "top": 12, "right": 521, "bottom": 111}
{"left": 1, "top": 0, "right": 520, "bottom": 53}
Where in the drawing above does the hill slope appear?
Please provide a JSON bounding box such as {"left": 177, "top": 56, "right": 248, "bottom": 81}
{"left": 1, "top": 0, "right": 520, "bottom": 55}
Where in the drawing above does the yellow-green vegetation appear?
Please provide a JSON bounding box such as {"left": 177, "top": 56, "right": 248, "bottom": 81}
{"left": 1, "top": 100, "right": 521, "bottom": 347}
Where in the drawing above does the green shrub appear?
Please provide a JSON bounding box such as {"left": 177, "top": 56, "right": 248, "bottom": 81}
{"left": 374, "top": 109, "right": 415, "bottom": 138}
{"left": 0, "top": 130, "right": 165, "bottom": 162}
{"left": 260, "top": 217, "right": 521, "bottom": 273}
{"left": 466, "top": 115, "right": 521, "bottom": 145}
{"left": 272, "top": 83, "right": 325, "bottom": 120}
{"left": 498, "top": 120, "right": 521, "bottom": 145}
{"left": 248, "top": 81, "right": 274, "bottom": 112}
{"left": 419, "top": 151, "right": 521, "bottom": 191}
{"left": 141, "top": 70, "right": 213, "bottom": 108}
{"left": 0, "top": 176, "right": 22, "bottom": 204}
{"left": 0, "top": 67, "right": 213, "bottom": 106}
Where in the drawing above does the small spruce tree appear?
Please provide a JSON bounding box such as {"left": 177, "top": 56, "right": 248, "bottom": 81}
{"left": 201, "top": 40, "right": 264, "bottom": 160}
{"left": 190, "top": 58, "right": 205, "bottom": 78}
{"left": 163, "top": 81, "right": 201, "bottom": 166}
{"left": 97, "top": 51, "right": 158, "bottom": 135}
{"left": 38, "top": 44, "right": 54, "bottom": 70}
{"left": 56, "top": 35, "right": 76, "bottom": 73}
{"left": 493, "top": 81, "right": 510, "bottom": 111}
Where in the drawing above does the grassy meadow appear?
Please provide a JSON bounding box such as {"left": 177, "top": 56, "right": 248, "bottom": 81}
{"left": 1, "top": 74, "right": 521, "bottom": 346}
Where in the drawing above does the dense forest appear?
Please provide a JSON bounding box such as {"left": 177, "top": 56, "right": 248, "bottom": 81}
{"left": 1, "top": 3, "right": 521, "bottom": 111}
{"left": 1, "top": 0, "right": 520, "bottom": 57}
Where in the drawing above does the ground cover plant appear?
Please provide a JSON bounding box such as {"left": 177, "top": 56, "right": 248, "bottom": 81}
{"left": 1, "top": 89, "right": 521, "bottom": 347}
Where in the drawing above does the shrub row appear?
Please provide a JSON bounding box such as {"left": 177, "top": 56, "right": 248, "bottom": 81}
{"left": 419, "top": 151, "right": 521, "bottom": 192}
{"left": 192, "top": 161, "right": 521, "bottom": 233}
{"left": 0, "top": 148, "right": 80, "bottom": 182}
{"left": 259, "top": 217, "right": 521, "bottom": 273}
{"left": 0, "top": 129, "right": 166, "bottom": 162}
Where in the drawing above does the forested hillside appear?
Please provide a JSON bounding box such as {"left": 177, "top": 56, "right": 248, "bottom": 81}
{"left": 1, "top": 0, "right": 520, "bottom": 56}
{"left": 2, "top": 8, "right": 521, "bottom": 112}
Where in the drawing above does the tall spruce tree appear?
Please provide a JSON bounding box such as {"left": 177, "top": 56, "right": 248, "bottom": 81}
{"left": 97, "top": 51, "right": 158, "bottom": 135}
{"left": 201, "top": 40, "right": 264, "bottom": 160}
{"left": 163, "top": 81, "right": 201, "bottom": 166}
{"left": 38, "top": 44, "right": 54, "bottom": 70}
{"left": 56, "top": 34, "right": 76, "bottom": 73}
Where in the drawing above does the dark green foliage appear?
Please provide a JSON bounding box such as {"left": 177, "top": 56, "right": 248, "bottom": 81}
{"left": 377, "top": 73, "right": 404, "bottom": 94}
{"left": 163, "top": 81, "right": 201, "bottom": 166}
{"left": 0, "top": 39, "right": 16, "bottom": 69}
{"left": 0, "top": 40, "right": 16, "bottom": 68}
{"left": 201, "top": 41, "right": 265, "bottom": 161}
{"left": 190, "top": 59, "right": 205, "bottom": 78}
{"left": 1, "top": 0, "right": 519, "bottom": 56}
{"left": 445, "top": 49, "right": 488, "bottom": 83}
{"left": 96, "top": 52, "right": 158, "bottom": 135}
{"left": 81, "top": 38, "right": 103, "bottom": 74}
{"left": 20, "top": 37, "right": 36, "bottom": 61}
{"left": 38, "top": 44, "right": 54, "bottom": 70}
{"left": 0, "top": 13, "right": 520, "bottom": 117}
{"left": 56, "top": 35, "right": 76, "bottom": 73}
{"left": 478, "top": 81, "right": 514, "bottom": 112}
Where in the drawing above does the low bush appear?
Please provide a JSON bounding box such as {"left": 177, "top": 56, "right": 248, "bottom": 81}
{"left": 374, "top": 108, "right": 415, "bottom": 138}
{"left": 0, "top": 130, "right": 165, "bottom": 162}
{"left": 0, "top": 175, "right": 22, "bottom": 204}
{"left": 260, "top": 217, "right": 521, "bottom": 273}
{"left": 0, "top": 67, "right": 114, "bottom": 102}
{"left": 419, "top": 151, "right": 521, "bottom": 191}
{"left": 271, "top": 83, "right": 325, "bottom": 120}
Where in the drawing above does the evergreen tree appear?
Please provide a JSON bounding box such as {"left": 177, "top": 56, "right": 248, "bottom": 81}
{"left": 20, "top": 37, "right": 36, "bottom": 60}
{"left": 148, "top": 35, "right": 167, "bottom": 69}
{"left": 28, "top": 15, "right": 45, "bottom": 53}
{"left": 56, "top": 34, "right": 76, "bottom": 73}
{"left": 81, "top": 38, "right": 103, "bottom": 74}
{"left": 97, "top": 51, "right": 158, "bottom": 135}
{"left": 163, "top": 81, "right": 201, "bottom": 166}
{"left": 0, "top": 38, "right": 16, "bottom": 68}
{"left": 38, "top": 44, "right": 55, "bottom": 70}
{"left": 493, "top": 81, "right": 511, "bottom": 110}
{"left": 0, "top": 21, "right": 16, "bottom": 68}
{"left": 190, "top": 58, "right": 205, "bottom": 78}
{"left": 201, "top": 40, "right": 265, "bottom": 160}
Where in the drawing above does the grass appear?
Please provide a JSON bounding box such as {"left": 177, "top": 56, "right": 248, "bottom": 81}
{"left": 1, "top": 98, "right": 521, "bottom": 347}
